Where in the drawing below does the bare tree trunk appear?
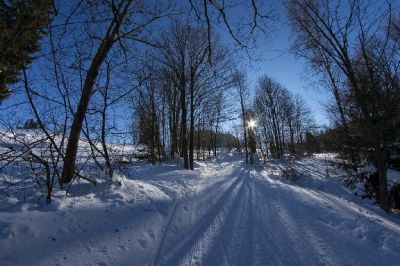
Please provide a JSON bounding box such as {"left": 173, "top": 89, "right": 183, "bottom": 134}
{"left": 214, "top": 108, "right": 220, "bottom": 157}
{"left": 213, "top": 127, "right": 217, "bottom": 157}
{"left": 375, "top": 144, "right": 390, "bottom": 212}
{"left": 61, "top": 1, "right": 132, "bottom": 183}
{"left": 197, "top": 120, "right": 201, "bottom": 160}
{"left": 151, "top": 85, "right": 157, "bottom": 165}
{"left": 180, "top": 56, "right": 189, "bottom": 169}
{"left": 271, "top": 111, "right": 280, "bottom": 158}
{"left": 161, "top": 96, "right": 167, "bottom": 161}
{"left": 239, "top": 92, "right": 248, "bottom": 163}
{"left": 288, "top": 121, "right": 295, "bottom": 155}
{"left": 167, "top": 80, "right": 179, "bottom": 160}
{"left": 169, "top": 100, "right": 179, "bottom": 159}
{"left": 327, "top": 68, "right": 347, "bottom": 128}
{"left": 202, "top": 116, "right": 206, "bottom": 161}
{"left": 189, "top": 71, "right": 195, "bottom": 170}
{"left": 101, "top": 63, "right": 113, "bottom": 177}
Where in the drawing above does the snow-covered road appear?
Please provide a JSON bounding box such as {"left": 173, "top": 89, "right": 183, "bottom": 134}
{"left": 1, "top": 155, "right": 400, "bottom": 265}
{"left": 153, "top": 158, "right": 400, "bottom": 265}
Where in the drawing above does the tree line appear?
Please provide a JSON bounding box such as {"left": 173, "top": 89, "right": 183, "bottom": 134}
{"left": 233, "top": 71, "right": 316, "bottom": 164}
{"left": 0, "top": 0, "right": 399, "bottom": 213}
{"left": 133, "top": 22, "right": 235, "bottom": 169}
{"left": 0, "top": 0, "right": 270, "bottom": 202}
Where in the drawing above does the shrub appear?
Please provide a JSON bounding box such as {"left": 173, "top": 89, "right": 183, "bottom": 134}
{"left": 362, "top": 171, "right": 379, "bottom": 200}
{"left": 281, "top": 165, "right": 302, "bottom": 183}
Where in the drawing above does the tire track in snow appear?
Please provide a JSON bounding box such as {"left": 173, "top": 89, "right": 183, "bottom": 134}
{"left": 152, "top": 161, "right": 242, "bottom": 265}
{"left": 152, "top": 201, "right": 178, "bottom": 266}
{"left": 216, "top": 168, "right": 255, "bottom": 266}
{"left": 216, "top": 213, "right": 231, "bottom": 266}
{"left": 165, "top": 176, "right": 243, "bottom": 265}
{"left": 154, "top": 163, "right": 247, "bottom": 265}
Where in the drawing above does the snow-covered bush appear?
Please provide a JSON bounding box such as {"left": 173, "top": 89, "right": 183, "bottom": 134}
{"left": 281, "top": 165, "right": 302, "bottom": 183}
{"left": 0, "top": 129, "right": 58, "bottom": 204}
{"left": 354, "top": 162, "right": 400, "bottom": 211}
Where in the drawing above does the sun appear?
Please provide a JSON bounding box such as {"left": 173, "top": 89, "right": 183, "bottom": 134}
{"left": 248, "top": 119, "right": 256, "bottom": 128}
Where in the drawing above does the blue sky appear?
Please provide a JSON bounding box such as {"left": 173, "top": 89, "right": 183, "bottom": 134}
{"left": 241, "top": 2, "right": 329, "bottom": 127}
{"left": 1, "top": 0, "right": 330, "bottom": 134}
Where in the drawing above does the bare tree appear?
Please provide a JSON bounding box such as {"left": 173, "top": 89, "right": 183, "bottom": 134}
{"left": 61, "top": 0, "right": 132, "bottom": 183}
{"left": 153, "top": 21, "right": 234, "bottom": 169}
{"left": 61, "top": 0, "right": 171, "bottom": 183}
{"left": 254, "top": 75, "right": 314, "bottom": 159}
{"left": 232, "top": 71, "right": 250, "bottom": 163}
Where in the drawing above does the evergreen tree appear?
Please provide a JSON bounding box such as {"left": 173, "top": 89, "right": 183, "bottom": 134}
{"left": 0, "top": 0, "right": 52, "bottom": 102}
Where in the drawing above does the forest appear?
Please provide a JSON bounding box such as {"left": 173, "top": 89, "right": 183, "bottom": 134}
{"left": 1, "top": 1, "right": 400, "bottom": 265}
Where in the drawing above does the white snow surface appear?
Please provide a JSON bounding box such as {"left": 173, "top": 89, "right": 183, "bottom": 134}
{"left": 1, "top": 154, "right": 400, "bottom": 265}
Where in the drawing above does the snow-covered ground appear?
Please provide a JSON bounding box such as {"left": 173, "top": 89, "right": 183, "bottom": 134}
{"left": 1, "top": 154, "right": 400, "bottom": 265}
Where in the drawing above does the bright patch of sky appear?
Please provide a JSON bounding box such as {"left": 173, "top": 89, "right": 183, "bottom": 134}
{"left": 242, "top": 1, "right": 329, "bottom": 128}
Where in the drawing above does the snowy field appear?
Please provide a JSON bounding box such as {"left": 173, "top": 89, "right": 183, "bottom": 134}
{"left": 1, "top": 154, "right": 400, "bottom": 265}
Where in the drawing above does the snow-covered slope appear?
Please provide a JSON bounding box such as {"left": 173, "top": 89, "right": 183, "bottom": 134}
{"left": 1, "top": 154, "right": 400, "bottom": 265}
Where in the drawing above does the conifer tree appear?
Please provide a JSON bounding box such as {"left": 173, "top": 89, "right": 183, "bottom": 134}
{"left": 0, "top": 0, "right": 52, "bottom": 102}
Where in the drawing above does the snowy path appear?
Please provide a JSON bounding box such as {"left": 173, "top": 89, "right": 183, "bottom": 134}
{"left": 1, "top": 156, "right": 400, "bottom": 265}
{"left": 153, "top": 159, "right": 400, "bottom": 266}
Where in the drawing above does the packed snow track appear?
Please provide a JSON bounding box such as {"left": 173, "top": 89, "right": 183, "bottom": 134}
{"left": 152, "top": 159, "right": 400, "bottom": 266}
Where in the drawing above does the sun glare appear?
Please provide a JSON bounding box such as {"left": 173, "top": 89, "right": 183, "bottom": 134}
{"left": 248, "top": 120, "right": 256, "bottom": 128}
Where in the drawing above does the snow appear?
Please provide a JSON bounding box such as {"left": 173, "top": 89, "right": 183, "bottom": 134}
{"left": 1, "top": 154, "right": 400, "bottom": 265}
{"left": 357, "top": 161, "right": 400, "bottom": 191}
{"left": 388, "top": 168, "right": 400, "bottom": 186}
